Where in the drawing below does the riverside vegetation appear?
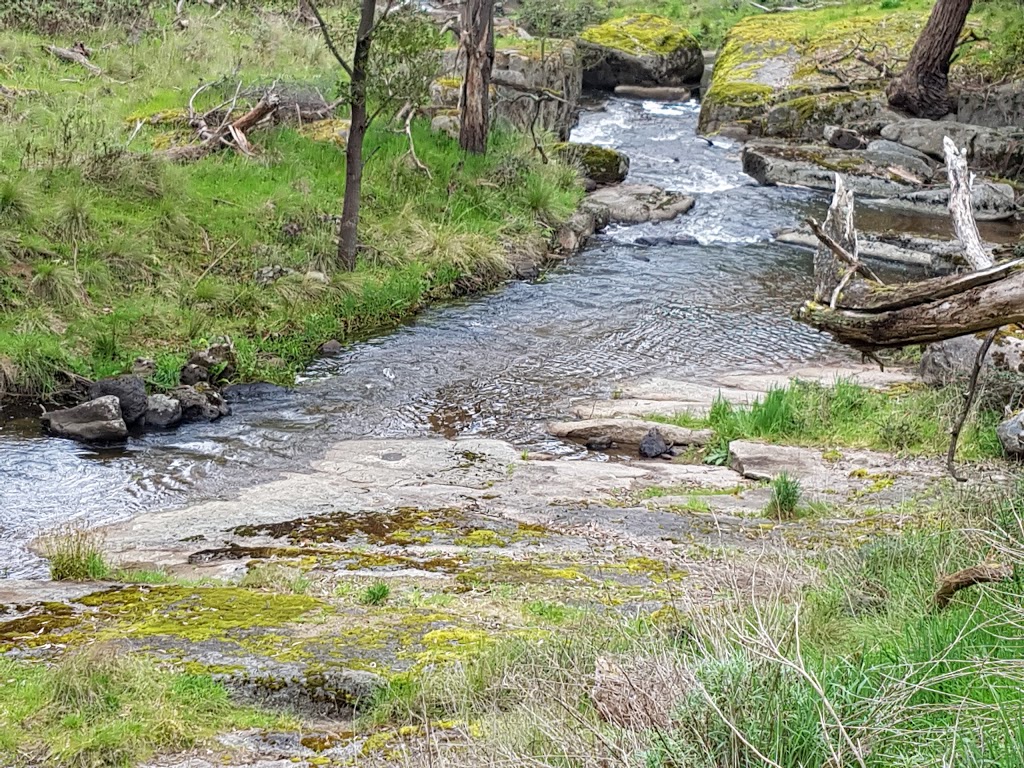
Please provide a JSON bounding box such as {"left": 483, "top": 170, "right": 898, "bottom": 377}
{"left": 4, "top": 2, "right": 1024, "bottom": 768}
{"left": 0, "top": 2, "right": 583, "bottom": 399}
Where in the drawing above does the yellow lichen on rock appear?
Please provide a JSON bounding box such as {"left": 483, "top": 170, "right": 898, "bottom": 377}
{"left": 299, "top": 118, "right": 351, "bottom": 147}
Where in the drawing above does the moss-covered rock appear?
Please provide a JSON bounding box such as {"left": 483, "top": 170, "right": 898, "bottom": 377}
{"left": 697, "top": 9, "right": 950, "bottom": 139}
{"left": 556, "top": 142, "right": 630, "bottom": 185}
{"left": 579, "top": 15, "right": 703, "bottom": 90}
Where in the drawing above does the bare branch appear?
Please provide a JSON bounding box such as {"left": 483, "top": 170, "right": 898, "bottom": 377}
{"left": 304, "top": 0, "right": 355, "bottom": 78}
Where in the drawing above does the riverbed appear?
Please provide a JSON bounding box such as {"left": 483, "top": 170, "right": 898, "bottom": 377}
{"left": 0, "top": 97, "right": 850, "bottom": 578}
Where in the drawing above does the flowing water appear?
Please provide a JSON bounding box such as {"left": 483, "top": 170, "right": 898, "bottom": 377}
{"left": 1, "top": 97, "right": 855, "bottom": 578}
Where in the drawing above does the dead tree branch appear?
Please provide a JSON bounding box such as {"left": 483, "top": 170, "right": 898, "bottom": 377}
{"left": 44, "top": 44, "right": 102, "bottom": 76}
{"left": 944, "top": 136, "right": 991, "bottom": 270}
{"left": 946, "top": 328, "right": 998, "bottom": 481}
{"left": 935, "top": 563, "right": 1013, "bottom": 609}
{"left": 158, "top": 87, "right": 279, "bottom": 163}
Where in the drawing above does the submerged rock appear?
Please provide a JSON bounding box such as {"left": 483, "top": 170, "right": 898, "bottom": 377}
{"left": 88, "top": 374, "right": 147, "bottom": 426}
{"left": 639, "top": 427, "right": 669, "bottom": 458}
{"left": 579, "top": 15, "right": 703, "bottom": 90}
{"left": 222, "top": 382, "right": 290, "bottom": 402}
{"left": 145, "top": 394, "right": 182, "bottom": 429}
{"left": 586, "top": 184, "right": 695, "bottom": 224}
{"left": 42, "top": 396, "right": 128, "bottom": 442}
{"left": 557, "top": 142, "right": 630, "bottom": 185}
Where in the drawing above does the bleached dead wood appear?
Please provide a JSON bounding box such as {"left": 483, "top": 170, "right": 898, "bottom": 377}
{"left": 944, "top": 136, "right": 992, "bottom": 270}
{"left": 44, "top": 44, "right": 102, "bottom": 76}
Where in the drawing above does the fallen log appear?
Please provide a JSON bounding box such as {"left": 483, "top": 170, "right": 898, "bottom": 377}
{"left": 935, "top": 563, "right": 1012, "bottom": 610}
{"left": 798, "top": 271, "right": 1024, "bottom": 347}
{"left": 44, "top": 43, "right": 102, "bottom": 76}
{"left": 158, "top": 90, "right": 279, "bottom": 163}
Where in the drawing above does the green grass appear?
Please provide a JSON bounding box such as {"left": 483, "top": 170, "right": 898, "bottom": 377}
{"left": 356, "top": 487, "right": 1024, "bottom": 768}
{"left": 765, "top": 472, "right": 802, "bottom": 519}
{"left": 0, "top": 6, "right": 583, "bottom": 399}
{"left": 360, "top": 580, "right": 391, "bottom": 606}
{"left": 655, "top": 379, "right": 1004, "bottom": 462}
{"left": 0, "top": 648, "right": 285, "bottom": 768}
{"left": 40, "top": 527, "right": 111, "bottom": 582}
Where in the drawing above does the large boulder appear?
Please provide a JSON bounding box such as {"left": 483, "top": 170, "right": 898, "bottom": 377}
{"left": 921, "top": 333, "right": 1024, "bottom": 409}
{"left": 579, "top": 15, "right": 703, "bottom": 90}
{"left": 42, "top": 396, "right": 128, "bottom": 442}
{"left": 742, "top": 142, "right": 1016, "bottom": 220}
{"left": 958, "top": 81, "right": 1024, "bottom": 129}
{"left": 880, "top": 119, "right": 1024, "bottom": 180}
{"left": 585, "top": 184, "right": 695, "bottom": 224}
{"left": 697, "top": 10, "right": 946, "bottom": 139}
{"left": 88, "top": 374, "right": 147, "bottom": 426}
{"left": 145, "top": 394, "right": 183, "bottom": 429}
{"left": 556, "top": 142, "right": 630, "bottom": 185}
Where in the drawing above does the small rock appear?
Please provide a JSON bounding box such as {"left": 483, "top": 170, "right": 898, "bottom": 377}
{"left": 639, "top": 427, "right": 669, "bottom": 458}
{"left": 997, "top": 413, "right": 1024, "bottom": 457}
{"left": 180, "top": 363, "right": 210, "bottom": 387}
{"left": 42, "top": 396, "right": 128, "bottom": 442}
{"left": 131, "top": 357, "right": 156, "bottom": 378}
{"left": 430, "top": 114, "right": 460, "bottom": 141}
{"left": 145, "top": 394, "right": 183, "bottom": 429}
{"left": 318, "top": 339, "right": 344, "bottom": 356}
{"left": 824, "top": 125, "right": 865, "bottom": 150}
{"left": 556, "top": 142, "right": 630, "bottom": 186}
{"left": 585, "top": 184, "right": 695, "bottom": 224}
{"left": 88, "top": 374, "right": 148, "bottom": 426}
{"left": 586, "top": 435, "right": 615, "bottom": 451}
{"left": 172, "top": 386, "right": 227, "bottom": 423}
{"left": 305, "top": 270, "right": 329, "bottom": 284}
{"left": 254, "top": 265, "right": 297, "bottom": 285}
{"left": 187, "top": 339, "right": 236, "bottom": 383}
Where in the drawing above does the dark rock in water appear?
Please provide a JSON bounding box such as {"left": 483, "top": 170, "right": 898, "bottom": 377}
{"left": 639, "top": 427, "right": 669, "bottom": 458}
{"left": 42, "top": 396, "right": 128, "bottom": 442}
{"left": 634, "top": 234, "right": 699, "bottom": 247}
{"left": 173, "top": 385, "right": 229, "bottom": 423}
{"left": 824, "top": 125, "right": 865, "bottom": 150}
{"left": 586, "top": 435, "right": 615, "bottom": 451}
{"left": 222, "top": 382, "right": 291, "bottom": 403}
{"left": 88, "top": 374, "right": 147, "bottom": 426}
{"left": 998, "top": 413, "right": 1024, "bottom": 458}
{"left": 319, "top": 339, "right": 344, "bottom": 356}
{"left": 145, "top": 394, "right": 182, "bottom": 429}
{"left": 180, "top": 363, "right": 210, "bottom": 387}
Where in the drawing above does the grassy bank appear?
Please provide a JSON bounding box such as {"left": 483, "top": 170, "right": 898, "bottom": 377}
{"left": 657, "top": 379, "right": 1004, "bottom": 462}
{"left": 0, "top": 650, "right": 285, "bottom": 766}
{"left": 364, "top": 487, "right": 1024, "bottom": 767}
{"left": 0, "top": 6, "right": 582, "bottom": 399}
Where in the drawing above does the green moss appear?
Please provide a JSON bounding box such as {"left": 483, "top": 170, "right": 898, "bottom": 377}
{"left": 554, "top": 142, "right": 628, "bottom": 184}
{"left": 453, "top": 529, "right": 508, "bottom": 548}
{"left": 233, "top": 507, "right": 465, "bottom": 546}
{"left": 78, "top": 585, "right": 321, "bottom": 642}
{"left": 298, "top": 118, "right": 350, "bottom": 146}
{"left": 580, "top": 14, "right": 697, "bottom": 56}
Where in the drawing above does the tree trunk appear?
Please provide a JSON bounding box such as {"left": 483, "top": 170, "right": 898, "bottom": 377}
{"left": 337, "top": 0, "right": 376, "bottom": 271}
{"left": 886, "top": 0, "right": 973, "bottom": 119}
{"left": 459, "top": 0, "right": 495, "bottom": 154}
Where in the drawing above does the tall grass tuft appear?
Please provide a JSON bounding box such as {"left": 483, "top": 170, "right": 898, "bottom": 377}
{"left": 40, "top": 525, "right": 110, "bottom": 581}
{"left": 766, "top": 472, "right": 802, "bottom": 519}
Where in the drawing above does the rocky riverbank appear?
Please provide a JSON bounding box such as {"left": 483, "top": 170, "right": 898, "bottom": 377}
{"left": 4, "top": 361, "right": 1018, "bottom": 765}
{"left": 697, "top": 7, "right": 1023, "bottom": 227}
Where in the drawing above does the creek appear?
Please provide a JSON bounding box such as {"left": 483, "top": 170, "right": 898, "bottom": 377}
{"left": 1, "top": 97, "right": 854, "bottom": 578}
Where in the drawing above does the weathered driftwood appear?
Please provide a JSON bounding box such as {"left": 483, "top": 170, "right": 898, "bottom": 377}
{"left": 934, "top": 563, "right": 1013, "bottom": 610}
{"left": 944, "top": 137, "right": 991, "bottom": 270}
{"left": 158, "top": 90, "right": 280, "bottom": 163}
{"left": 44, "top": 44, "right": 102, "bottom": 76}
{"left": 797, "top": 137, "right": 1021, "bottom": 349}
